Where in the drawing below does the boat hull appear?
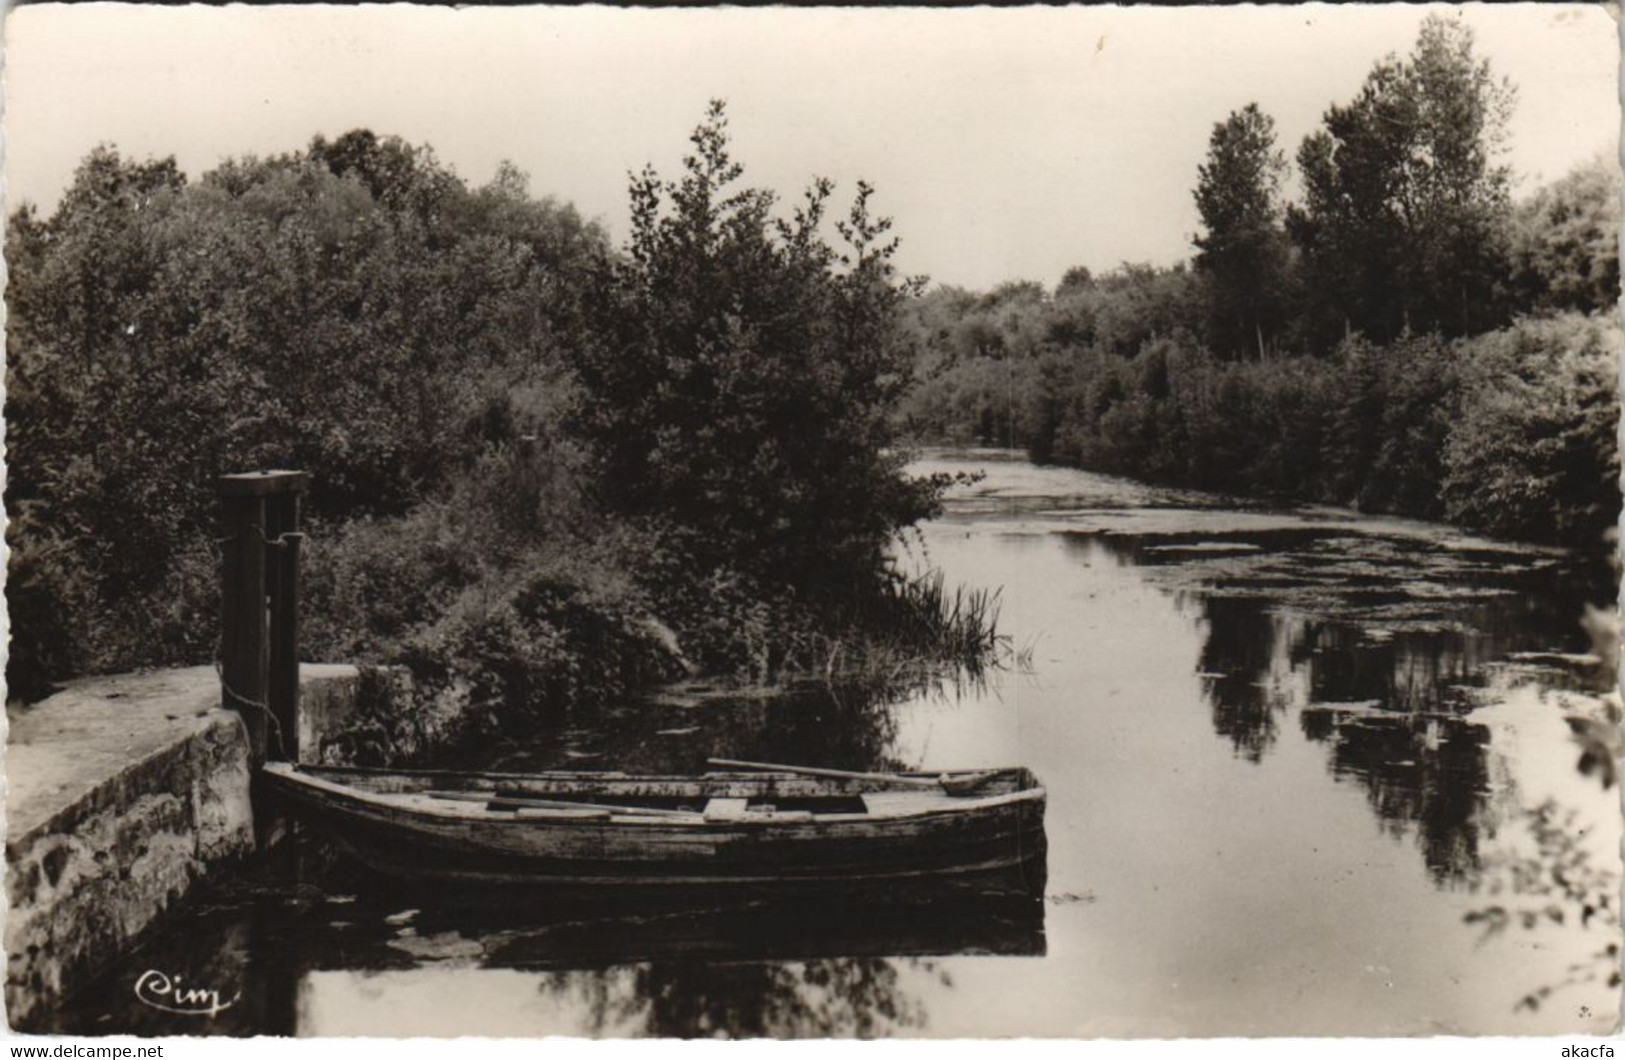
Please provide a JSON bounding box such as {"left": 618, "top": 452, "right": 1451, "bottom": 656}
{"left": 263, "top": 763, "right": 1047, "bottom": 894}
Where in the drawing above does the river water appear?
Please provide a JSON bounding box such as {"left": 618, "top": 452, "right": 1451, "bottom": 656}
{"left": 47, "top": 449, "right": 1622, "bottom": 1037}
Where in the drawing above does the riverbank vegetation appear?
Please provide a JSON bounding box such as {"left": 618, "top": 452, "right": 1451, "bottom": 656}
{"left": 897, "top": 16, "right": 1619, "bottom": 550}
{"left": 8, "top": 16, "right": 1613, "bottom": 739}
{"left": 5, "top": 104, "right": 980, "bottom": 731}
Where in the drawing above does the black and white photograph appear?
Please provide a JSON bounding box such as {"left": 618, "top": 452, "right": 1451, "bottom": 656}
{"left": 2, "top": 1, "right": 1621, "bottom": 1042}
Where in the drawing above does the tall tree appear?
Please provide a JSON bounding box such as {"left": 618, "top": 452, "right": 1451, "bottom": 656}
{"left": 573, "top": 101, "right": 941, "bottom": 604}
{"left": 1192, "top": 103, "right": 1290, "bottom": 359}
{"left": 1287, "top": 15, "right": 1516, "bottom": 348}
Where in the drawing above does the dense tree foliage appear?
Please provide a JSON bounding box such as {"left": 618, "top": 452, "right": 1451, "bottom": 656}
{"left": 573, "top": 102, "right": 940, "bottom": 603}
{"left": 1288, "top": 16, "right": 1516, "bottom": 347}
{"left": 1508, "top": 154, "right": 1621, "bottom": 316}
{"left": 1441, "top": 314, "right": 1620, "bottom": 544}
{"left": 6, "top": 106, "right": 957, "bottom": 720}
{"left": 898, "top": 15, "right": 1618, "bottom": 550}
{"left": 6, "top": 138, "right": 612, "bottom": 698}
{"left": 7, "top": 12, "right": 1616, "bottom": 726}
{"left": 901, "top": 304, "right": 1618, "bottom": 547}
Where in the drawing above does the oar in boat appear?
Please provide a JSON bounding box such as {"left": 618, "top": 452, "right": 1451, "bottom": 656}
{"left": 706, "top": 758, "right": 1001, "bottom": 796}
{"left": 426, "top": 790, "right": 695, "bottom": 818}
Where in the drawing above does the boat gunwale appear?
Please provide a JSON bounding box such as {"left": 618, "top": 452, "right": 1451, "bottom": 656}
{"left": 263, "top": 761, "right": 1046, "bottom": 827}
{"left": 289, "top": 761, "right": 1033, "bottom": 786}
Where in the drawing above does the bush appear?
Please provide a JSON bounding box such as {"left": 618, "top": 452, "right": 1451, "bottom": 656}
{"left": 298, "top": 450, "right": 682, "bottom": 757}
{"left": 1443, "top": 313, "right": 1621, "bottom": 545}
{"left": 573, "top": 102, "right": 944, "bottom": 608}
{"left": 6, "top": 138, "right": 604, "bottom": 697}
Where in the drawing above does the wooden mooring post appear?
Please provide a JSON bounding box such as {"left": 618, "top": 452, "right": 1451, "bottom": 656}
{"left": 217, "top": 470, "right": 309, "bottom": 766}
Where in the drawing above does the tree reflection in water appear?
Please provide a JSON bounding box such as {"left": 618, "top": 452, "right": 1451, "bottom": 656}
{"left": 1082, "top": 527, "right": 1608, "bottom": 886}
{"left": 1182, "top": 588, "right": 1498, "bottom": 883}
{"left": 537, "top": 957, "right": 941, "bottom": 1038}
{"left": 1299, "top": 705, "right": 1491, "bottom": 883}
{"left": 1194, "top": 596, "right": 1292, "bottom": 762}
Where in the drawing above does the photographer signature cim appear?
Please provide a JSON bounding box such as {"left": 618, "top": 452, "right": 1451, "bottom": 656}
{"left": 133, "top": 970, "right": 238, "bottom": 1017}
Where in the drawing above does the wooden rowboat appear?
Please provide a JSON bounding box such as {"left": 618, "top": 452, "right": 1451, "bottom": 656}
{"left": 260, "top": 760, "right": 1047, "bottom": 893}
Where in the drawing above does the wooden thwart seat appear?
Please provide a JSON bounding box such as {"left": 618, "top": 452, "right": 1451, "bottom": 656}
{"left": 703, "top": 797, "right": 751, "bottom": 821}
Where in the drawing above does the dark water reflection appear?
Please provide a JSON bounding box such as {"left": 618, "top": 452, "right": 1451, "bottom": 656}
{"left": 535, "top": 957, "right": 941, "bottom": 1038}
{"left": 1298, "top": 704, "right": 1491, "bottom": 884}
{"left": 42, "top": 828, "right": 1041, "bottom": 1038}
{"left": 1194, "top": 595, "right": 1289, "bottom": 763}
{"left": 38, "top": 450, "right": 1622, "bottom": 1037}
{"left": 472, "top": 677, "right": 907, "bottom": 777}
{"left": 1077, "top": 525, "right": 1612, "bottom": 888}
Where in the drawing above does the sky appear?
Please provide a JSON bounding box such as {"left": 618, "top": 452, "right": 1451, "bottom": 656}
{"left": 4, "top": 3, "right": 1619, "bottom": 291}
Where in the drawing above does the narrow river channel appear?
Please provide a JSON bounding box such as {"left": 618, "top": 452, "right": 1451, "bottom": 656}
{"left": 50, "top": 449, "right": 1622, "bottom": 1037}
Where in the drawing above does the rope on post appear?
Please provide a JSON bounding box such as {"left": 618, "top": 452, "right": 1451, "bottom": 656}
{"left": 216, "top": 471, "right": 308, "bottom": 767}
{"left": 214, "top": 527, "right": 296, "bottom": 549}
{"left": 215, "top": 660, "right": 290, "bottom": 761}
{"left": 210, "top": 527, "right": 301, "bottom": 764}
